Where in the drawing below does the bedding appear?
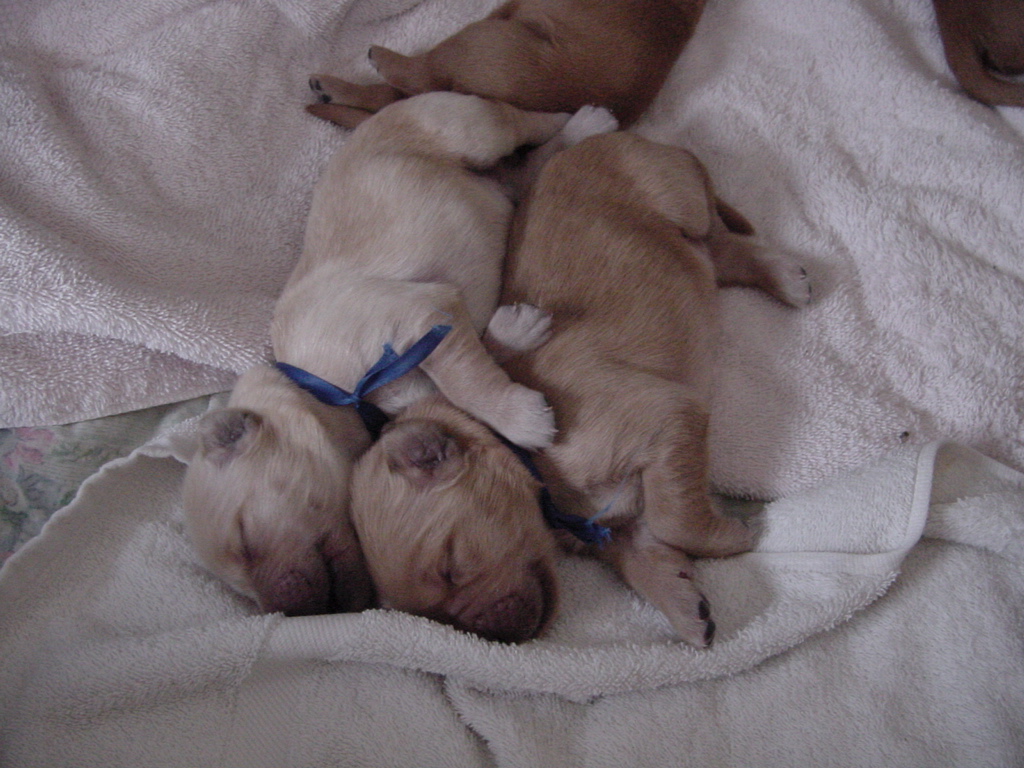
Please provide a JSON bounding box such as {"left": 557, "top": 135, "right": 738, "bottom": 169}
{"left": 1, "top": 0, "right": 1023, "bottom": 765}
{"left": 0, "top": 397, "right": 210, "bottom": 563}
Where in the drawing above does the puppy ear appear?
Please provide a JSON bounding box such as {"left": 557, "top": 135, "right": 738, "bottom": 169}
{"left": 197, "top": 408, "right": 263, "bottom": 468}
{"left": 383, "top": 420, "right": 465, "bottom": 489}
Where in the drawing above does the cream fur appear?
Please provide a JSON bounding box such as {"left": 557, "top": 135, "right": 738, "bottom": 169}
{"left": 182, "top": 93, "right": 569, "bottom": 616}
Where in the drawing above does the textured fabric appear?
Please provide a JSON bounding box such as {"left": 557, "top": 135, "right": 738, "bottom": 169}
{"left": 0, "top": 0, "right": 1020, "bottom": 505}
{"left": 1, "top": 427, "right": 1022, "bottom": 766}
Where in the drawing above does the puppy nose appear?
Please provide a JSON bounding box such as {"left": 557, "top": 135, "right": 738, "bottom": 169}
{"left": 459, "top": 591, "right": 546, "bottom": 644}
{"left": 257, "top": 569, "right": 327, "bottom": 616}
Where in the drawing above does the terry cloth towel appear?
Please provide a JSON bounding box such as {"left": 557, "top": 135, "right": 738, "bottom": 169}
{"left": 1, "top": 422, "right": 1022, "bottom": 766}
{"left": 2, "top": 0, "right": 1024, "bottom": 504}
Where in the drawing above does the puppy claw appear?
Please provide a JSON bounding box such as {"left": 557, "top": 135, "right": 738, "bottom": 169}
{"left": 309, "top": 75, "right": 334, "bottom": 103}
{"left": 697, "top": 597, "right": 711, "bottom": 621}
{"left": 669, "top": 586, "right": 717, "bottom": 648}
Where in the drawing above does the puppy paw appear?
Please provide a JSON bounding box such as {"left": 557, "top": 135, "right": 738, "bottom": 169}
{"left": 561, "top": 105, "right": 619, "bottom": 146}
{"left": 308, "top": 74, "right": 337, "bottom": 103}
{"left": 765, "top": 252, "right": 813, "bottom": 308}
{"left": 491, "top": 385, "right": 557, "bottom": 450}
{"left": 485, "top": 304, "right": 552, "bottom": 354}
{"left": 668, "top": 577, "right": 717, "bottom": 648}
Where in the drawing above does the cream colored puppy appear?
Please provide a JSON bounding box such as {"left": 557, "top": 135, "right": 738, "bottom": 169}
{"left": 182, "top": 92, "right": 570, "bottom": 617}
{"left": 353, "top": 131, "right": 811, "bottom": 647}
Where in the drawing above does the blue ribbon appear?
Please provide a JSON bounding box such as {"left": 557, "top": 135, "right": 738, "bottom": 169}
{"left": 496, "top": 434, "right": 612, "bottom": 547}
{"left": 276, "top": 324, "right": 452, "bottom": 439}
{"left": 277, "top": 322, "right": 608, "bottom": 545}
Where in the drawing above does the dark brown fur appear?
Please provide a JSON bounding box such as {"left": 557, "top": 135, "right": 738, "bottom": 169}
{"left": 307, "top": 0, "right": 705, "bottom": 128}
{"left": 933, "top": 0, "right": 1024, "bottom": 107}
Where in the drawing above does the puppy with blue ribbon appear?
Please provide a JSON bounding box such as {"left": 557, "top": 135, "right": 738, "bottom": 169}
{"left": 181, "top": 92, "right": 573, "bottom": 620}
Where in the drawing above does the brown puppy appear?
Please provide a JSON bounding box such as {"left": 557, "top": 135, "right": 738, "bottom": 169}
{"left": 307, "top": 0, "right": 706, "bottom": 129}
{"left": 497, "top": 132, "right": 814, "bottom": 646}
{"left": 933, "top": 0, "right": 1024, "bottom": 107}
{"left": 182, "top": 93, "right": 570, "bottom": 618}
{"left": 352, "top": 131, "right": 811, "bottom": 647}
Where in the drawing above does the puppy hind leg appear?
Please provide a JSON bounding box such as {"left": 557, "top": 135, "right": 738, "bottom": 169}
{"left": 305, "top": 102, "right": 376, "bottom": 129}
{"left": 308, "top": 74, "right": 404, "bottom": 113}
{"left": 370, "top": 20, "right": 559, "bottom": 110}
{"left": 369, "top": 46, "right": 440, "bottom": 95}
{"left": 639, "top": 400, "right": 754, "bottom": 559}
{"left": 405, "top": 95, "right": 569, "bottom": 169}
{"left": 932, "top": 0, "right": 1024, "bottom": 107}
{"left": 497, "top": 105, "right": 620, "bottom": 198}
{"left": 600, "top": 523, "right": 716, "bottom": 647}
{"left": 708, "top": 201, "right": 812, "bottom": 307}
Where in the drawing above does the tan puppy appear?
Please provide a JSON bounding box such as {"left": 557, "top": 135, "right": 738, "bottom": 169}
{"left": 307, "top": 0, "right": 706, "bottom": 129}
{"left": 182, "top": 92, "right": 571, "bottom": 617}
{"left": 352, "top": 132, "right": 811, "bottom": 647}
{"left": 349, "top": 393, "right": 562, "bottom": 643}
{"left": 933, "top": 0, "right": 1024, "bottom": 107}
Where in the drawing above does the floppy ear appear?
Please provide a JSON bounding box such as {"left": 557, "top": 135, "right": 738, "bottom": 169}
{"left": 197, "top": 408, "right": 262, "bottom": 468}
{"left": 383, "top": 420, "right": 465, "bottom": 489}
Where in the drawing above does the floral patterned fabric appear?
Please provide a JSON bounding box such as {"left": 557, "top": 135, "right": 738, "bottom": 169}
{"left": 0, "top": 397, "right": 211, "bottom": 564}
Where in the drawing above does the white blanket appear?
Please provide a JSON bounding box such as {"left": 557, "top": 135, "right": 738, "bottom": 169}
{"left": 2, "top": 0, "right": 1023, "bottom": 502}
{"left": 1, "top": 431, "right": 1022, "bottom": 766}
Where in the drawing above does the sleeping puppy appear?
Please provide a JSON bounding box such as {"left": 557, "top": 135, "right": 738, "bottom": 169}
{"left": 307, "top": 0, "right": 707, "bottom": 129}
{"left": 182, "top": 92, "right": 571, "bottom": 617}
{"left": 351, "top": 131, "right": 811, "bottom": 647}
{"left": 932, "top": 0, "right": 1024, "bottom": 107}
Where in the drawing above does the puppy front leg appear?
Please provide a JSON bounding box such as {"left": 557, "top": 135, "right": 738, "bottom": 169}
{"left": 599, "top": 522, "right": 717, "bottom": 648}
{"left": 482, "top": 303, "right": 552, "bottom": 363}
{"left": 420, "top": 302, "right": 556, "bottom": 449}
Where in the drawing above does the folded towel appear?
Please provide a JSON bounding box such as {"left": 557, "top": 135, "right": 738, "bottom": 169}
{"left": 1, "top": 424, "right": 1021, "bottom": 765}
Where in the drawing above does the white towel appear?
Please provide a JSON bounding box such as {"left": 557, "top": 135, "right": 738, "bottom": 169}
{"left": 1, "top": 424, "right": 1021, "bottom": 765}
{"left": 2, "top": 0, "right": 1024, "bottom": 505}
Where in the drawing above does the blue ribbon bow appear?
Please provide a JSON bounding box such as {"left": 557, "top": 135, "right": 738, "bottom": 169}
{"left": 276, "top": 324, "right": 452, "bottom": 439}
